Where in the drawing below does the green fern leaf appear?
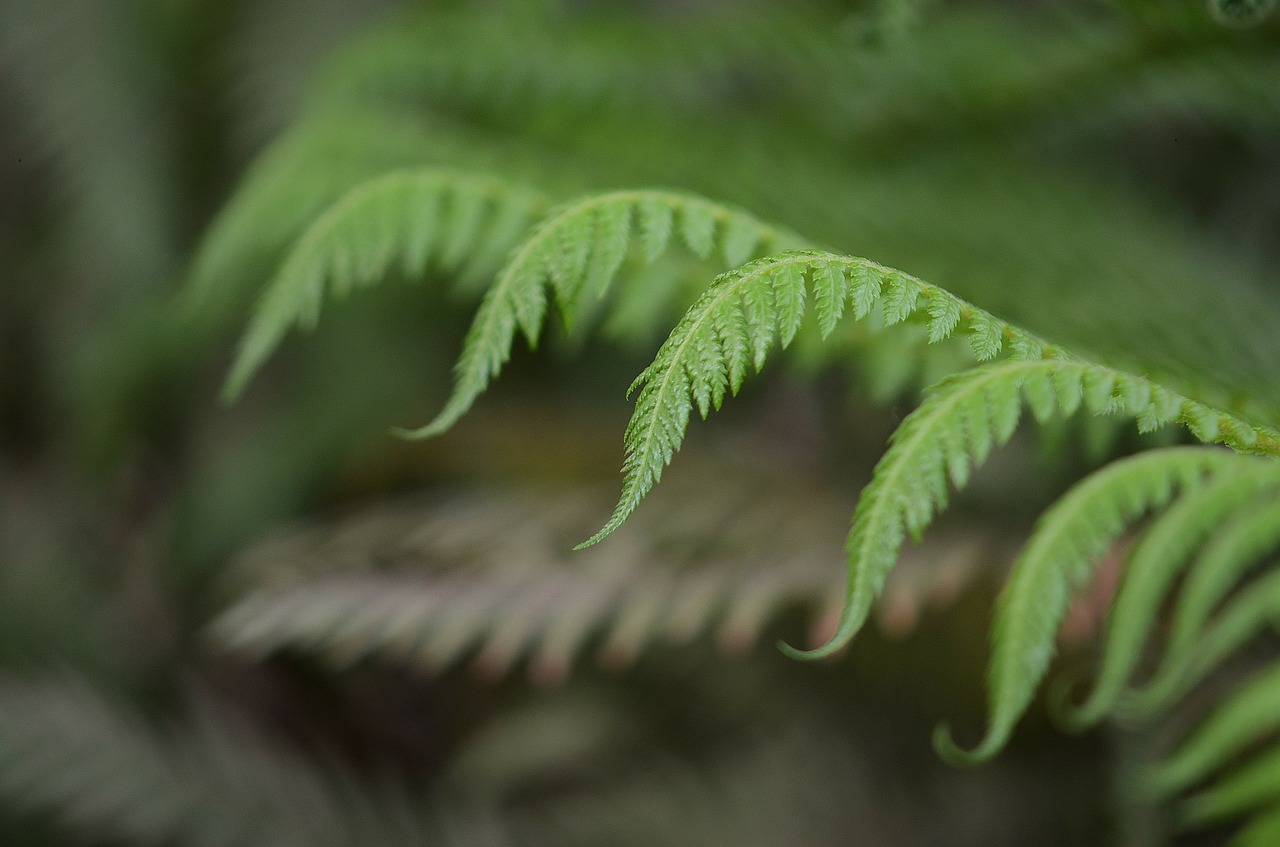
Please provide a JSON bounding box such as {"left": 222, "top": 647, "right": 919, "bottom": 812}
{"left": 579, "top": 251, "right": 1029, "bottom": 550}
{"left": 1055, "top": 461, "right": 1280, "bottom": 730}
{"left": 224, "top": 169, "right": 550, "bottom": 400}
{"left": 935, "top": 446, "right": 1240, "bottom": 765}
{"left": 396, "top": 191, "right": 802, "bottom": 440}
{"left": 1132, "top": 555, "right": 1280, "bottom": 722}
{"left": 679, "top": 201, "right": 717, "bottom": 259}
{"left": 1180, "top": 742, "right": 1280, "bottom": 830}
{"left": 881, "top": 274, "right": 921, "bottom": 326}
{"left": 811, "top": 263, "right": 849, "bottom": 338}
{"left": 583, "top": 244, "right": 1280, "bottom": 569}
{"left": 1147, "top": 663, "right": 1280, "bottom": 799}
{"left": 637, "top": 196, "right": 675, "bottom": 261}
{"left": 802, "top": 360, "right": 1038, "bottom": 661}
{"left": 1126, "top": 493, "right": 1280, "bottom": 716}
{"left": 966, "top": 312, "right": 1004, "bottom": 361}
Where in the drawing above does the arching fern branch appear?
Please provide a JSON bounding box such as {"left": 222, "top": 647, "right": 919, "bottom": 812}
{"left": 908, "top": 443, "right": 1280, "bottom": 837}
{"left": 1052, "top": 465, "right": 1280, "bottom": 730}
{"left": 184, "top": 110, "right": 441, "bottom": 323}
{"left": 218, "top": 174, "right": 1280, "bottom": 793}
{"left": 580, "top": 247, "right": 1279, "bottom": 555}
{"left": 934, "top": 446, "right": 1267, "bottom": 765}
{"left": 1125, "top": 496, "right": 1280, "bottom": 716}
{"left": 550, "top": 244, "right": 1280, "bottom": 772}
{"left": 395, "top": 191, "right": 807, "bottom": 439}
{"left": 223, "top": 168, "right": 551, "bottom": 399}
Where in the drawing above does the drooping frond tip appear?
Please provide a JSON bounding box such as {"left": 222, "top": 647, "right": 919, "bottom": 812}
{"left": 938, "top": 446, "right": 1249, "bottom": 764}
{"left": 1046, "top": 461, "right": 1280, "bottom": 732}
{"left": 577, "top": 250, "right": 1038, "bottom": 551}
{"left": 565, "top": 242, "right": 1280, "bottom": 763}
{"left": 393, "top": 190, "right": 806, "bottom": 441}
{"left": 580, "top": 247, "right": 1279, "bottom": 561}
{"left": 223, "top": 168, "right": 551, "bottom": 401}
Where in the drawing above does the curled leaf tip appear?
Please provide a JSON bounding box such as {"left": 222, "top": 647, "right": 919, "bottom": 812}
{"left": 776, "top": 636, "right": 848, "bottom": 661}
{"left": 777, "top": 602, "right": 865, "bottom": 661}
{"left": 932, "top": 722, "right": 1003, "bottom": 767}
{"left": 389, "top": 423, "right": 438, "bottom": 441}
{"left": 391, "top": 404, "right": 466, "bottom": 441}
{"left": 1045, "top": 670, "right": 1097, "bottom": 732}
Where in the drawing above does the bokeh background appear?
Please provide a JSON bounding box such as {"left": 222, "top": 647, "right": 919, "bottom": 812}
{"left": 1, "top": 0, "right": 1279, "bottom": 844}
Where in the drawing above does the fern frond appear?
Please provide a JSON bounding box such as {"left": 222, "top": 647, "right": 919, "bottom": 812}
{"left": 1131, "top": 554, "right": 1280, "bottom": 723}
{"left": 544, "top": 233, "right": 1277, "bottom": 768}
{"left": 585, "top": 243, "right": 1280, "bottom": 555}
{"left": 579, "top": 245, "right": 1280, "bottom": 653}
{"left": 1126, "top": 496, "right": 1280, "bottom": 716}
{"left": 214, "top": 563, "right": 828, "bottom": 682}
{"left": 184, "top": 110, "right": 439, "bottom": 323}
{"left": 223, "top": 168, "right": 550, "bottom": 399}
{"left": 395, "top": 191, "right": 806, "bottom": 440}
{"left": 211, "top": 469, "right": 997, "bottom": 683}
{"left": 1053, "top": 464, "right": 1280, "bottom": 730}
{"left": 1147, "top": 663, "right": 1280, "bottom": 801}
{"left": 934, "top": 446, "right": 1249, "bottom": 764}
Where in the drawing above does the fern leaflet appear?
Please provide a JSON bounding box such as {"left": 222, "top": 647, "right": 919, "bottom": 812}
{"left": 1053, "top": 463, "right": 1280, "bottom": 730}
{"left": 1147, "top": 663, "right": 1280, "bottom": 800}
{"left": 1126, "top": 493, "right": 1280, "bottom": 716}
{"left": 584, "top": 246, "right": 1280, "bottom": 555}
{"left": 934, "top": 446, "right": 1245, "bottom": 764}
{"left": 395, "top": 190, "right": 805, "bottom": 439}
{"left": 223, "top": 168, "right": 550, "bottom": 399}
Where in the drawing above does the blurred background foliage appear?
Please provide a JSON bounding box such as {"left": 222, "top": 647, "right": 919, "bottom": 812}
{"left": 0, "top": 0, "right": 1278, "bottom": 844}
